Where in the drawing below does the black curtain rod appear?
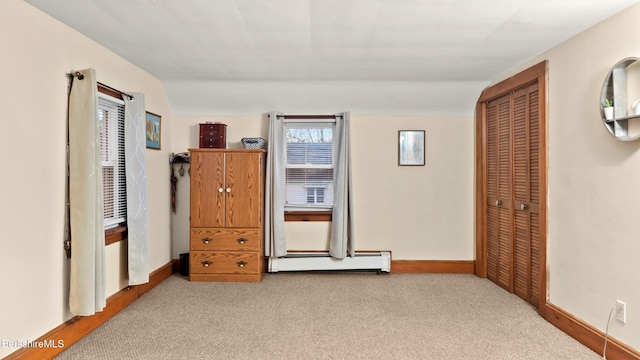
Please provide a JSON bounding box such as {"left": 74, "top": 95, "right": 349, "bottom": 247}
{"left": 273, "top": 114, "right": 342, "bottom": 119}
{"left": 97, "top": 81, "right": 134, "bottom": 101}
{"left": 68, "top": 71, "right": 134, "bottom": 100}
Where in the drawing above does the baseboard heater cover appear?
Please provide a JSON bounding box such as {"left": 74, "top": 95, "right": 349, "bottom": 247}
{"left": 268, "top": 251, "right": 391, "bottom": 272}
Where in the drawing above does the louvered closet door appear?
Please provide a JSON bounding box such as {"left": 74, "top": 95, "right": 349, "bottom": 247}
{"left": 512, "top": 83, "right": 540, "bottom": 307}
{"left": 486, "top": 94, "right": 513, "bottom": 292}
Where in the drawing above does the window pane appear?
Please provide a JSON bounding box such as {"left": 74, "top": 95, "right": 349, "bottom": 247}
{"left": 286, "top": 127, "right": 332, "bottom": 166}
{"left": 99, "top": 94, "right": 126, "bottom": 229}
{"left": 317, "top": 188, "right": 325, "bottom": 203}
{"left": 284, "top": 123, "right": 335, "bottom": 208}
{"left": 103, "top": 166, "right": 114, "bottom": 218}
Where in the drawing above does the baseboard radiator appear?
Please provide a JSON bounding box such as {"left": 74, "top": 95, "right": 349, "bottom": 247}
{"left": 268, "top": 251, "right": 391, "bottom": 273}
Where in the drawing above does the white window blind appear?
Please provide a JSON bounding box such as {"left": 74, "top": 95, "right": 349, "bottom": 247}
{"left": 284, "top": 122, "right": 335, "bottom": 209}
{"left": 98, "top": 93, "right": 126, "bottom": 229}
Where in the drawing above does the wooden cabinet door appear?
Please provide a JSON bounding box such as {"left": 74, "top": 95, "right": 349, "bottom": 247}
{"left": 191, "top": 151, "right": 225, "bottom": 227}
{"left": 486, "top": 94, "right": 513, "bottom": 293}
{"left": 225, "top": 152, "right": 262, "bottom": 227}
{"left": 512, "top": 83, "right": 541, "bottom": 307}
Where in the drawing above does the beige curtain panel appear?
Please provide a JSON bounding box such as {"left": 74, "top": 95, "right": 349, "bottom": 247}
{"left": 68, "top": 68, "right": 106, "bottom": 316}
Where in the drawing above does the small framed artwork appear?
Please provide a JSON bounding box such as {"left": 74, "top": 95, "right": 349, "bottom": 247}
{"left": 146, "top": 112, "right": 161, "bottom": 150}
{"left": 398, "top": 130, "right": 425, "bottom": 166}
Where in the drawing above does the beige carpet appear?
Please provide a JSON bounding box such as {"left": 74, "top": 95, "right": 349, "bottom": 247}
{"left": 55, "top": 273, "right": 602, "bottom": 360}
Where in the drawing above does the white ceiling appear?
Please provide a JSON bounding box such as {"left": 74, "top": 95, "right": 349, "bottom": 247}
{"left": 25, "top": 0, "right": 640, "bottom": 114}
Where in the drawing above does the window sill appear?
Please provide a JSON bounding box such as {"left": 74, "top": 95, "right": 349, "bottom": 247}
{"left": 285, "top": 211, "right": 332, "bottom": 222}
{"left": 105, "top": 225, "right": 127, "bottom": 246}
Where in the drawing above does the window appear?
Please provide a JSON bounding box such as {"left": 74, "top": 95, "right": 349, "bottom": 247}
{"left": 98, "top": 92, "right": 126, "bottom": 230}
{"left": 284, "top": 122, "right": 335, "bottom": 210}
{"left": 306, "top": 186, "right": 326, "bottom": 204}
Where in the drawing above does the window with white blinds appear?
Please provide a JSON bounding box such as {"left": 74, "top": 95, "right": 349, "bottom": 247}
{"left": 284, "top": 122, "right": 335, "bottom": 210}
{"left": 98, "top": 93, "right": 126, "bottom": 229}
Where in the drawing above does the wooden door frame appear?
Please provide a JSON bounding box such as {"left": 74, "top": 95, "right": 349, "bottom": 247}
{"left": 475, "top": 60, "right": 549, "bottom": 315}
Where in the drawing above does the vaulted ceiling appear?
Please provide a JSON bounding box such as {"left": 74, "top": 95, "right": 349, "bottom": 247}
{"left": 26, "top": 0, "right": 640, "bottom": 114}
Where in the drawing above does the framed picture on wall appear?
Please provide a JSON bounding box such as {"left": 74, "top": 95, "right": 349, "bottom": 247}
{"left": 398, "top": 130, "right": 425, "bottom": 166}
{"left": 146, "top": 112, "right": 161, "bottom": 150}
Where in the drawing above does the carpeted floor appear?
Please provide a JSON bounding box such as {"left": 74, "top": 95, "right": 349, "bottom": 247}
{"left": 55, "top": 273, "right": 602, "bottom": 360}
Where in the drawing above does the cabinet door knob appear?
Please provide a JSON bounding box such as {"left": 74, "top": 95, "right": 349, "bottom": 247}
{"left": 237, "top": 261, "right": 247, "bottom": 268}
{"left": 495, "top": 200, "right": 502, "bottom": 206}
{"left": 226, "top": 188, "right": 231, "bottom": 193}
{"left": 202, "top": 238, "right": 212, "bottom": 244}
{"left": 237, "top": 238, "right": 247, "bottom": 244}
{"left": 520, "top": 203, "right": 528, "bottom": 210}
{"left": 218, "top": 188, "right": 224, "bottom": 193}
{"left": 201, "top": 261, "right": 212, "bottom": 267}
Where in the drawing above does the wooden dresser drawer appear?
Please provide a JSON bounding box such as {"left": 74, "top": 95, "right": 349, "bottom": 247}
{"left": 190, "top": 228, "right": 261, "bottom": 251}
{"left": 190, "top": 252, "right": 260, "bottom": 274}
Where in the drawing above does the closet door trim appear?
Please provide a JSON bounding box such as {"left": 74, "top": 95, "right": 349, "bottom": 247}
{"left": 475, "top": 60, "right": 548, "bottom": 315}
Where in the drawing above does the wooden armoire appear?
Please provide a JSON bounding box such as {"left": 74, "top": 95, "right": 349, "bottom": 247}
{"left": 475, "top": 61, "right": 548, "bottom": 310}
{"left": 189, "top": 148, "right": 266, "bottom": 282}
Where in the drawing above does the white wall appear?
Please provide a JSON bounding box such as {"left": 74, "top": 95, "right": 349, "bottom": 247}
{"left": 0, "top": 1, "right": 172, "bottom": 357}
{"left": 171, "top": 114, "right": 474, "bottom": 261}
{"left": 491, "top": 4, "right": 640, "bottom": 351}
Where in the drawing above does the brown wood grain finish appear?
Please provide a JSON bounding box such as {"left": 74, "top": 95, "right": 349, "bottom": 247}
{"left": 4, "top": 261, "right": 175, "bottom": 360}
{"left": 188, "top": 149, "right": 265, "bottom": 282}
{"left": 97, "top": 83, "right": 123, "bottom": 100}
{"left": 476, "top": 61, "right": 548, "bottom": 313}
{"left": 285, "top": 211, "right": 332, "bottom": 222}
{"left": 475, "top": 101, "right": 487, "bottom": 277}
{"left": 225, "top": 152, "right": 262, "bottom": 227}
{"left": 512, "top": 86, "right": 530, "bottom": 303}
{"left": 190, "top": 151, "right": 225, "bottom": 227}
{"left": 190, "top": 251, "right": 261, "bottom": 274}
{"left": 478, "top": 61, "right": 546, "bottom": 103}
{"left": 485, "top": 94, "right": 514, "bottom": 293}
{"left": 189, "top": 273, "right": 264, "bottom": 282}
{"left": 105, "top": 225, "right": 127, "bottom": 246}
{"left": 513, "top": 84, "right": 542, "bottom": 307}
{"left": 545, "top": 304, "right": 640, "bottom": 360}
{"left": 476, "top": 62, "right": 548, "bottom": 285}
{"left": 190, "top": 228, "right": 261, "bottom": 251}
{"left": 391, "top": 260, "right": 475, "bottom": 274}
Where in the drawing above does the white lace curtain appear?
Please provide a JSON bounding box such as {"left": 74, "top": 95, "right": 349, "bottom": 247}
{"left": 124, "top": 93, "right": 149, "bottom": 286}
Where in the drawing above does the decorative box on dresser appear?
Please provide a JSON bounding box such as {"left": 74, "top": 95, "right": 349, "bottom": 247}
{"left": 189, "top": 148, "right": 265, "bottom": 282}
{"left": 199, "top": 123, "right": 227, "bottom": 148}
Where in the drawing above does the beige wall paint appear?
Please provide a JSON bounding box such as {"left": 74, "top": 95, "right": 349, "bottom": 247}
{"left": 7, "top": 0, "right": 640, "bottom": 355}
{"left": 0, "top": 0, "right": 172, "bottom": 357}
{"left": 171, "top": 114, "right": 474, "bottom": 261}
{"left": 489, "top": 3, "right": 640, "bottom": 351}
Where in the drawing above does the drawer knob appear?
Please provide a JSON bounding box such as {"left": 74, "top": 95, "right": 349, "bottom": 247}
{"left": 237, "top": 261, "right": 247, "bottom": 268}
{"left": 237, "top": 238, "right": 247, "bottom": 244}
{"left": 202, "top": 238, "right": 212, "bottom": 244}
{"left": 201, "top": 261, "right": 212, "bottom": 267}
